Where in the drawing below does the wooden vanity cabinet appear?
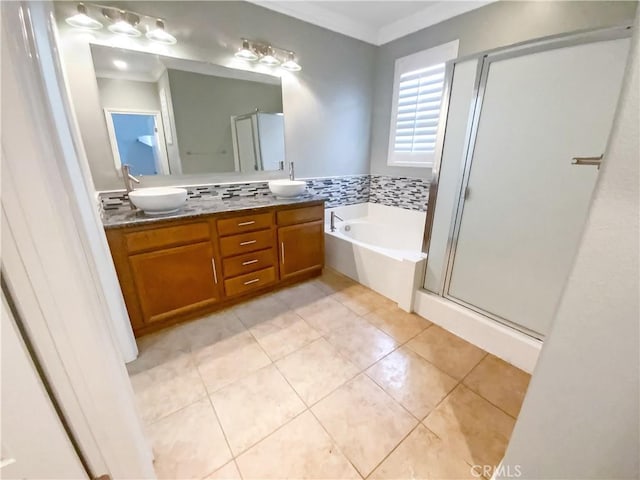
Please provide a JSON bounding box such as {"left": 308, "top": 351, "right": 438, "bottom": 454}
{"left": 129, "top": 241, "right": 221, "bottom": 325}
{"left": 277, "top": 205, "right": 325, "bottom": 280}
{"left": 105, "top": 219, "right": 223, "bottom": 333}
{"left": 105, "top": 201, "right": 325, "bottom": 336}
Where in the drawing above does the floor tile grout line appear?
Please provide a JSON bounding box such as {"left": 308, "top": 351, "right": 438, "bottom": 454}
{"left": 420, "top": 352, "right": 490, "bottom": 426}
{"left": 142, "top": 390, "right": 209, "bottom": 428}
{"left": 229, "top": 407, "right": 312, "bottom": 466}
{"left": 194, "top": 362, "right": 243, "bottom": 480}
{"left": 362, "top": 420, "right": 425, "bottom": 480}
{"left": 305, "top": 400, "right": 366, "bottom": 480}
{"left": 203, "top": 354, "right": 308, "bottom": 463}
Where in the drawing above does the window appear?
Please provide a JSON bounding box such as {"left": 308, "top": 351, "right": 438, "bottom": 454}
{"left": 387, "top": 40, "right": 459, "bottom": 168}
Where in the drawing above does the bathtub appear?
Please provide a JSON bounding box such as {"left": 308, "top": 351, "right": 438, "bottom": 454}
{"left": 324, "top": 203, "right": 427, "bottom": 311}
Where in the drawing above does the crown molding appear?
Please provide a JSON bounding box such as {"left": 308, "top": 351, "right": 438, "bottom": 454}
{"left": 377, "top": 1, "right": 496, "bottom": 45}
{"left": 247, "top": 1, "right": 497, "bottom": 46}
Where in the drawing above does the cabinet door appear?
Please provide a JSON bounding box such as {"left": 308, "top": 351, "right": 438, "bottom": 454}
{"left": 129, "top": 241, "right": 221, "bottom": 324}
{"left": 278, "top": 221, "right": 324, "bottom": 280}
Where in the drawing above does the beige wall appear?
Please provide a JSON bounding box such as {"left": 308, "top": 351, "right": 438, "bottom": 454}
{"left": 369, "top": 0, "right": 638, "bottom": 179}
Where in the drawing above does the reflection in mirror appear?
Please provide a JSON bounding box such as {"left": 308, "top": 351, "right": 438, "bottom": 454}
{"left": 90, "top": 45, "right": 285, "bottom": 177}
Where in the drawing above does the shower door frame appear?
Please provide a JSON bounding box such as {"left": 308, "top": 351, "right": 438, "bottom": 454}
{"left": 421, "top": 24, "right": 633, "bottom": 339}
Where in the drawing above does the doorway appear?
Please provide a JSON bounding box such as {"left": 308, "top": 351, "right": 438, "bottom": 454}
{"left": 104, "top": 109, "right": 170, "bottom": 176}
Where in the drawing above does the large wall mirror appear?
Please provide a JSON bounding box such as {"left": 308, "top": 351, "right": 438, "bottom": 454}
{"left": 90, "top": 45, "right": 286, "bottom": 177}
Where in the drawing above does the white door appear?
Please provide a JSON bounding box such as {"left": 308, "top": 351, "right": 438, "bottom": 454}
{"left": 447, "top": 36, "right": 630, "bottom": 337}
{"left": 1, "top": 293, "right": 88, "bottom": 479}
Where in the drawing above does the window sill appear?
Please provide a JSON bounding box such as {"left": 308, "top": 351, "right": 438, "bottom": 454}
{"left": 386, "top": 161, "right": 433, "bottom": 169}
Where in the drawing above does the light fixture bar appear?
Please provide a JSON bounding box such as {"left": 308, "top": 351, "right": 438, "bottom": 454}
{"left": 235, "top": 39, "right": 301, "bottom": 72}
{"left": 65, "top": 2, "right": 178, "bottom": 44}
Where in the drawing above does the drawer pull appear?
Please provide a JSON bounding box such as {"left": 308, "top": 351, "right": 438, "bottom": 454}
{"left": 242, "top": 259, "right": 259, "bottom": 266}
{"left": 238, "top": 221, "right": 256, "bottom": 226}
{"left": 244, "top": 278, "right": 260, "bottom": 285}
{"left": 211, "top": 258, "right": 218, "bottom": 284}
{"left": 239, "top": 240, "right": 257, "bottom": 246}
{"left": 281, "top": 242, "right": 285, "bottom": 264}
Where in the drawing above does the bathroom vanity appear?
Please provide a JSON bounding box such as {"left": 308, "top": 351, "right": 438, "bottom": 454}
{"left": 104, "top": 198, "right": 325, "bottom": 336}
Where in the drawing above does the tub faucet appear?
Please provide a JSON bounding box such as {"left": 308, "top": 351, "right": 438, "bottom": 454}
{"left": 121, "top": 164, "right": 140, "bottom": 210}
{"left": 289, "top": 162, "right": 295, "bottom": 180}
{"left": 330, "top": 211, "right": 343, "bottom": 232}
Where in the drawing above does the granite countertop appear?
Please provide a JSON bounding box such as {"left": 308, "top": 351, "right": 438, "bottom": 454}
{"left": 102, "top": 194, "right": 327, "bottom": 229}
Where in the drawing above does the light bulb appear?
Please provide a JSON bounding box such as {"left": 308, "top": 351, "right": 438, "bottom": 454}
{"left": 259, "top": 46, "right": 280, "bottom": 67}
{"left": 235, "top": 39, "right": 258, "bottom": 62}
{"left": 146, "top": 19, "right": 177, "bottom": 45}
{"left": 281, "top": 52, "right": 301, "bottom": 72}
{"left": 65, "top": 3, "right": 103, "bottom": 30}
{"left": 108, "top": 11, "right": 141, "bottom": 37}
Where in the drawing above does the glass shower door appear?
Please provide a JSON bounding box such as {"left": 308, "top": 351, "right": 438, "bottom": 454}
{"left": 445, "top": 36, "right": 631, "bottom": 338}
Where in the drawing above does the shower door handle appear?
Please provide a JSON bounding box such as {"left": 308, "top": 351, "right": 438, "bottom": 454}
{"left": 571, "top": 154, "right": 603, "bottom": 169}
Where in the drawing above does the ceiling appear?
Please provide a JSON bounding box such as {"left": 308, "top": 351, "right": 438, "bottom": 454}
{"left": 247, "top": 1, "right": 495, "bottom": 45}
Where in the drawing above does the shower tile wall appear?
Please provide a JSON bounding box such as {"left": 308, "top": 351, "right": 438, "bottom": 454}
{"left": 99, "top": 175, "right": 428, "bottom": 213}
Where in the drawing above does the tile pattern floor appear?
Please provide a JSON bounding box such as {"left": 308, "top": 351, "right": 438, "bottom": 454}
{"left": 127, "top": 269, "right": 531, "bottom": 479}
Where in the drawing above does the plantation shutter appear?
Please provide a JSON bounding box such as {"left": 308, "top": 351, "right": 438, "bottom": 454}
{"left": 387, "top": 40, "right": 458, "bottom": 167}
{"left": 393, "top": 63, "right": 445, "bottom": 154}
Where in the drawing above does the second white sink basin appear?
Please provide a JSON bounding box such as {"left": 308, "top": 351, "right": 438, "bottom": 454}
{"left": 128, "top": 187, "right": 188, "bottom": 215}
{"left": 268, "top": 179, "right": 307, "bottom": 198}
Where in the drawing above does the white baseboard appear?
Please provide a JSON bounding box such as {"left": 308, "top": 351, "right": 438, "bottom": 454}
{"left": 413, "top": 290, "right": 542, "bottom": 373}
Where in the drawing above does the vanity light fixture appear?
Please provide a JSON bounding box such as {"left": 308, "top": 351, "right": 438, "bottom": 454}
{"left": 146, "top": 19, "right": 177, "bottom": 45}
{"left": 258, "top": 46, "right": 281, "bottom": 66}
{"left": 65, "top": 3, "right": 179, "bottom": 44}
{"left": 235, "top": 39, "right": 259, "bottom": 62}
{"left": 65, "top": 3, "right": 103, "bottom": 30}
{"left": 107, "top": 10, "right": 142, "bottom": 37}
{"left": 281, "top": 52, "right": 302, "bottom": 72}
{"left": 234, "top": 39, "right": 300, "bottom": 72}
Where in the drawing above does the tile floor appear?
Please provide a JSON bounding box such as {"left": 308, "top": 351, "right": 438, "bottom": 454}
{"left": 127, "top": 268, "right": 531, "bottom": 480}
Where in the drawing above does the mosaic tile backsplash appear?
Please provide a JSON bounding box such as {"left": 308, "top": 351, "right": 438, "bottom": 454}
{"left": 369, "top": 175, "right": 429, "bottom": 212}
{"left": 99, "top": 174, "right": 429, "bottom": 213}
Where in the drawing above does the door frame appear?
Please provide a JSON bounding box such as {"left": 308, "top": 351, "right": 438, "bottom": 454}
{"left": 104, "top": 108, "right": 171, "bottom": 175}
{"left": 421, "top": 24, "right": 633, "bottom": 338}
{"left": 2, "top": 2, "right": 154, "bottom": 478}
{"left": 231, "top": 112, "right": 262, "bottom": 173}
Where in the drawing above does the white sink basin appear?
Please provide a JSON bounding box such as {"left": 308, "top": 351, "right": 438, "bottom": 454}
{"left": 268, "top": 179, "right": 307, "bottom": 198}
{"left": 128, "top": 187, "right": 188, "bottom": 215}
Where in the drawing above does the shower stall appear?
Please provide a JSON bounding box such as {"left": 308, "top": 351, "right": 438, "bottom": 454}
{"left": 422, "top": 26, "right": 632, "bottom": 341}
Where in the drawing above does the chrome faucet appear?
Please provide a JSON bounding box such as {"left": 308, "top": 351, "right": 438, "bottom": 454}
{"left": 289, "top": 162, "right": 295, "bottom": 180}
{"left": 121, "top": 164, "right": 140, "bottom": 210}
{"left": 330, "top": 211, "right": 343, "bottom": 232}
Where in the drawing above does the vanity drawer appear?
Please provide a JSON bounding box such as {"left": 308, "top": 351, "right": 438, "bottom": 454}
{"left": 277, "top": 205, "right": 324, "bottom": 226}
{"left": 222, "top": 248, "right": 275, "bottom": 278}
{"left": 224, "top": 266, "right": 276, "bottom": 297}
{"left": 219, "top": 229, "right": 274, "bottom": 257}
{"left": 217, "top": 212, "right": 273, "bottom": 237}
{"left": 125, "top": 222, "right": 210, "bottom": 254}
